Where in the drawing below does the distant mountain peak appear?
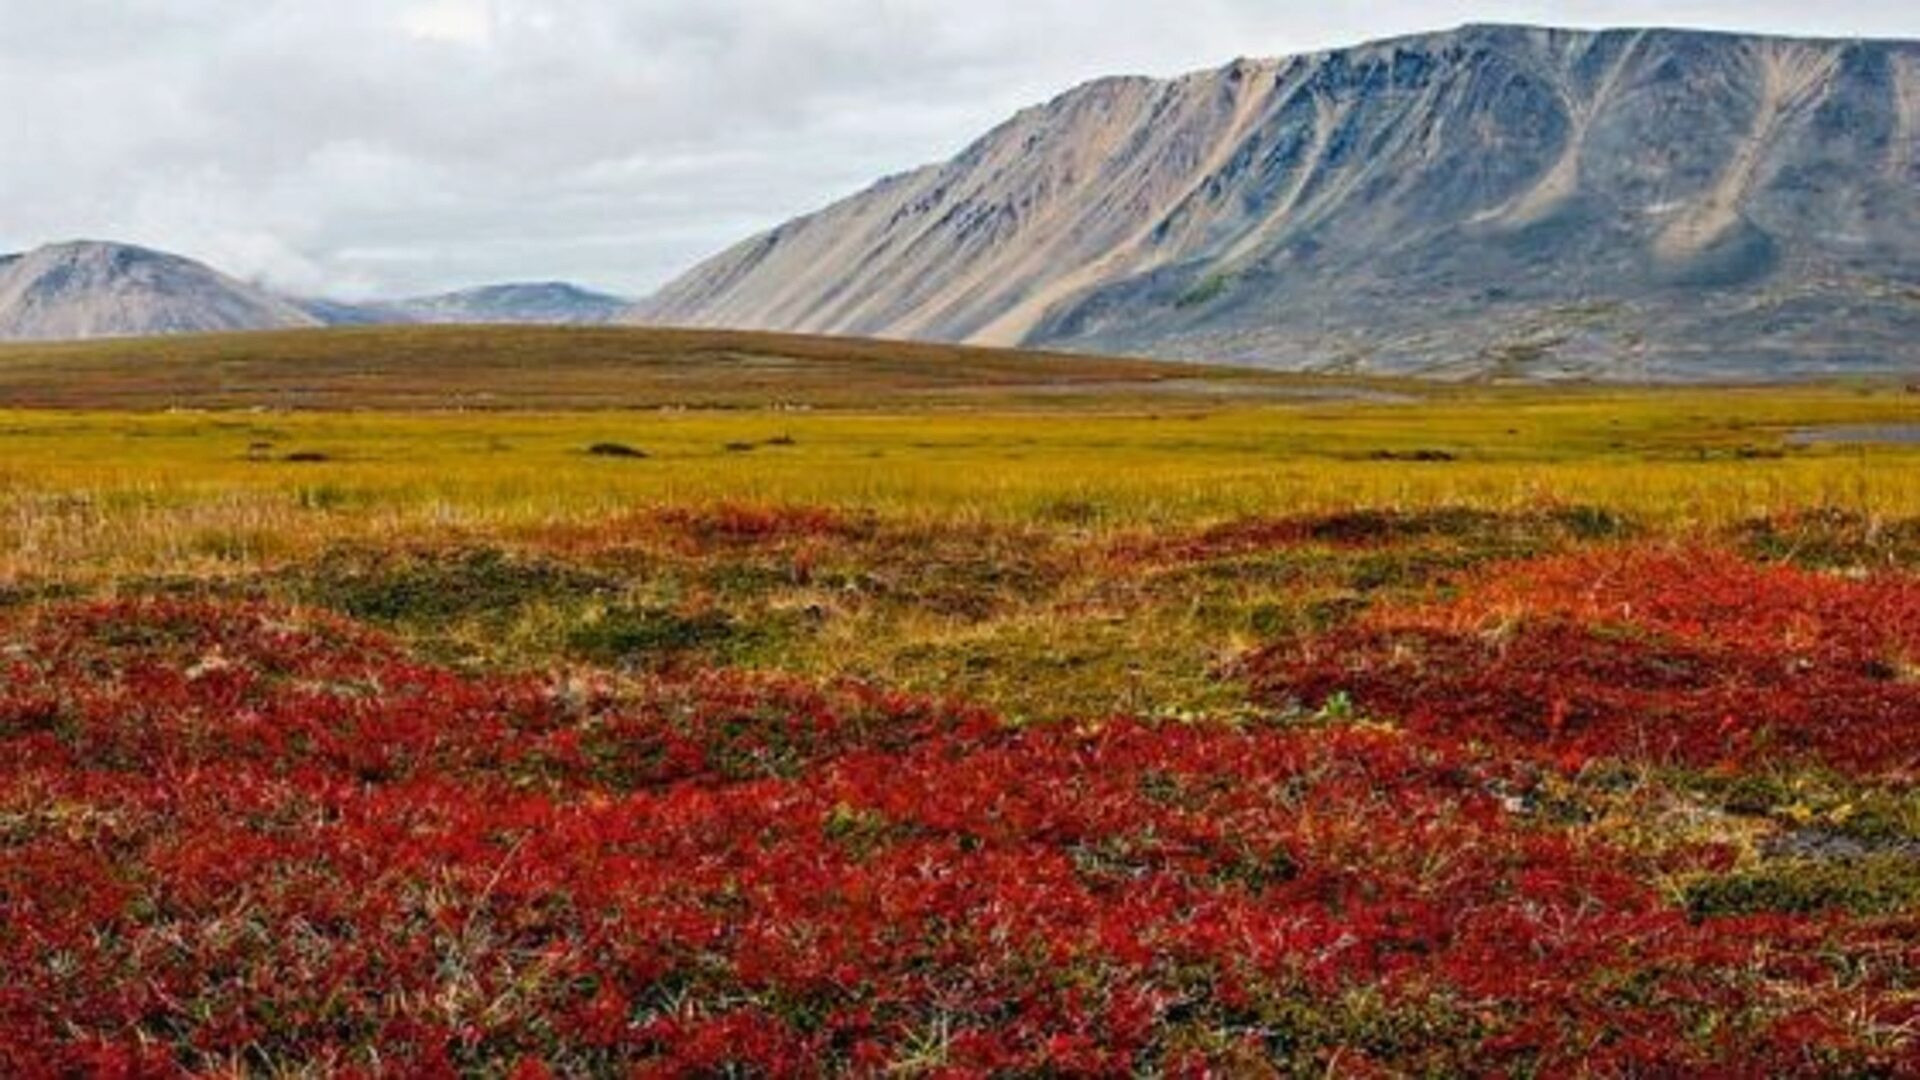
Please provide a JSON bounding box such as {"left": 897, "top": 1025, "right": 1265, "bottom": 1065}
{"left": 632, "top": 23, "right": 1920, "bottom": 379}
{"left": 0, "top": 240, "right": 318, "bottom": 341}
{"left": 391, "top": 281, "right": 631, "bottom": 325}
{"left": 0, "top": 237, "right": 640, "bottom": 338}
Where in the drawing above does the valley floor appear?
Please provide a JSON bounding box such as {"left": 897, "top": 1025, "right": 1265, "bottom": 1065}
{"left": 6, "top": 378, "right": 1920, "bottom": 1073}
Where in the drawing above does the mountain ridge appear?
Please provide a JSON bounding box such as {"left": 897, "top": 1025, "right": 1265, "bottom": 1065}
{"left": 0, "top": 241, "right": 630, "bottom": 340}
{"left": 631, "top": 23, "right": 1920, "bottom": 379}
{"left": 390, "top": 282, "right": 629, "bottom": 325}
{"left": 0, "top": 241, "right": 320, "bottom": 341}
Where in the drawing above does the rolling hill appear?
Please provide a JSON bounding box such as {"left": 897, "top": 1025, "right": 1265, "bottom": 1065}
{"left": 0, "top": 324, "right": 1390, "bottom": 410}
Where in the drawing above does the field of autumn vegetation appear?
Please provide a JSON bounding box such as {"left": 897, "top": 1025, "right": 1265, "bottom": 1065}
{"left": 5, "top": 328, "right": 1920, "bottom": 1074}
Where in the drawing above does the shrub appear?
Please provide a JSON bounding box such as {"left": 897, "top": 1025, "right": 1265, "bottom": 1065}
{"left": 587, "top": 441, "right": 648, "bottom": 459}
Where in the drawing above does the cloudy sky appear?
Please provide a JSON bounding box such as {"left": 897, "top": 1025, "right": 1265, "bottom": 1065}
{"left": 1, "top": 1, "right": 1912, "bottom": 300}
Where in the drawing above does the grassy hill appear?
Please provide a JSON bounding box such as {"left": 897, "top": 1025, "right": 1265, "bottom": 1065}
{"left": 0, "top": 324, "right": 1419, "bottom": 411}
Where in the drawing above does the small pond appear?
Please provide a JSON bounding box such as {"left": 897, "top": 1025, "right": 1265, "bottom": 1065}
{"left": 1786, "top": 424, "right": 1920, "bottom": 446}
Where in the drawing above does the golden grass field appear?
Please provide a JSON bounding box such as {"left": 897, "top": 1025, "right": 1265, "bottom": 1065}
{"left": 1, "top": 367, "right": 1916, "bottom": 571}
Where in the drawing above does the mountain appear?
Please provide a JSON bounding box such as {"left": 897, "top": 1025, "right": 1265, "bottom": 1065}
{"left": 291, "top": 283, "right": 630, "bottom": 327}
{"left": 288, "top": 296, "right": 399, "bottom": 327}
{"left": 388, "top": 282, "right": 630, "bottom": 325}
{"left": 0, "top": 240, "right": 631, "bottom": 340}
{"left": 633, "top": 24, "right": 1920, "bottom": 380}
{"left": 0, "top": 241, "right": 319, "bottom": 341}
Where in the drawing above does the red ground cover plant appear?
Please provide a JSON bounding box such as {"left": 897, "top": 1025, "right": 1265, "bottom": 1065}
{"left": 5, "top": 595, "right": 1920, "bottom": 1074}
{"left": 1251, "top": 546, "right": 1920, "bottom": 777}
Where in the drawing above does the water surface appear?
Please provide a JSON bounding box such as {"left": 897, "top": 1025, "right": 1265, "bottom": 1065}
{"left": 1786, "top": 424, "right": 1920, "bottom": 446}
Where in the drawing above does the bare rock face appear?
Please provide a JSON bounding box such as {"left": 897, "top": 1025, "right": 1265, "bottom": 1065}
{"left": 633, "top": 25, "right": 1920, "bottom": 379}
{"left": 0, "top": 241, "right": 320, "bottom": 341}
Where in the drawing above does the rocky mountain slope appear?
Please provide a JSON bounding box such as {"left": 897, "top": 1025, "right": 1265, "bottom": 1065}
{"left": 389, "top": 282, "right": 629, "bottom": 325}
{"left": 633, "top": 24, "right": 1920, "bottom": 379}
{"left": 0, "top": 241, "right": 319, "bottom": 341}
{"left": 0, "top": 242, "right": 631, "bottom": 339}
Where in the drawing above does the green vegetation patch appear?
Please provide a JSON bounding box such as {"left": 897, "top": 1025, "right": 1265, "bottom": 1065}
{"left": 566, "top": 604, "right": 747, "bottom": 667}
{"left": 292, "top": 547, "right": 615, "bottom": 625}
{"left": 1685, "top": 855, "right": 1920, "bottom": 917}
{"left": 1737, "top": 509, "right": 1920, "bottom": 572}
{"left": 1691, "top": 769, "right": 1920, "bottom": 846}
{"left": 1175, "top": 272, "right": 1236, "bottom": 309}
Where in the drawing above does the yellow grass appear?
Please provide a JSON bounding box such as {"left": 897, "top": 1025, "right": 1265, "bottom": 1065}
{"left": 2, "top": 383, "right": 1916, "bottom": 584}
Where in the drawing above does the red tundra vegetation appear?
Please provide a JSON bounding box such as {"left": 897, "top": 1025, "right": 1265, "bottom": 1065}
{"left": 1253, "top": 546, "right": 1920, "bottom": 776}
{"left": 6, "top": 546, "right": 1920, "bottom": 1074}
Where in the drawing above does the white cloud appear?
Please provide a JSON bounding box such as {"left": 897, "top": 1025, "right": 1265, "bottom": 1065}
{"left": 399, "top": 0, "right": 495, "bottom": 46}
{"left": 0, "top": 0, "right": 1910, "bottom": 299}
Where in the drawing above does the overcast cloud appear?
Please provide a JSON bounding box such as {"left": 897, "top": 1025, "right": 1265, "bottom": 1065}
{"left": 0, "top": 0, "right": 1912, "bottom": 300}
